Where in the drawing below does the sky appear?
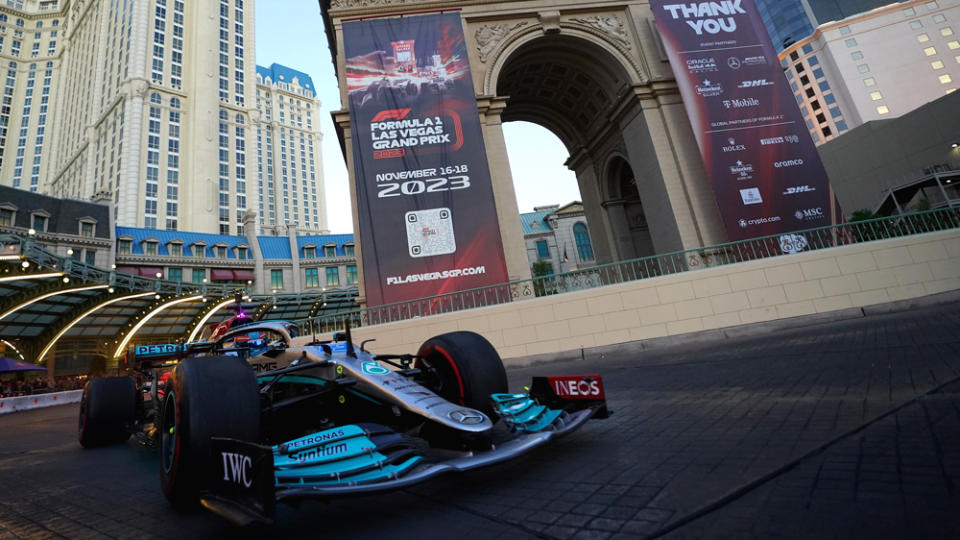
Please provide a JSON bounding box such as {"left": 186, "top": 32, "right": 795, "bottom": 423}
{"left": 254, "top": 1, "right": 582, "bottom": 234}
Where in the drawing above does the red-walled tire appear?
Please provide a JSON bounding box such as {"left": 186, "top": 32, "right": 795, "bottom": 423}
{"left": 416, "top": 331, "right": 507, "bottom": 418}
{"left": 158, "top": 355, "right": 260, "bottom": 509}
{"left": 78, "top": 376, "right": 136, "bottom": 448}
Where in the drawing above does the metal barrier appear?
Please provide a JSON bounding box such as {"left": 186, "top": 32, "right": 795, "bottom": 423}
{"left": 293, "top": 207, "right": 960, "bottom": 333}
{"left": 0, "top": 389, "right": 84, "bottom": 414}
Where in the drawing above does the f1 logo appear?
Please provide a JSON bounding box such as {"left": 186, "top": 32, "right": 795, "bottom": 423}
{"left": 371, "top": 108, "right": 411, "bottom": 122}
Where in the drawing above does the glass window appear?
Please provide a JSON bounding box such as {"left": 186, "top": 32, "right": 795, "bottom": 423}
{"left": 825, "top": 93, "right": 837, "bottom": 104}
{"left": 574, "top": 223, "right": 594, "bottom": 261}
{"left": 270, "top": 269, "right": 283, "bottom": 289}
{"left": 933, "top": 14, "right": 946, "bottom": 23}
{"left": 145, "top": 242, "right": 158, "bottom": 256}
{"left": 193, "top": 245, "right": 205, "bottom": 258}
{"left": 940, "top": 74, "right": 953, "bottom": 84}
{"left": 800, "top": 74, "right": 810, "bottom": 86}
{"left": 839, "top": 26, "right": 851, "bottom": 35}
{"left": 932, "top": 60, "right": 945, "bottom": 69}
{"left": 303, "top": 246, "right": 315, "bottom": 259}
{"left": 949, "top": 41, "right": 960, "bottom": 50}
{"left": 870, "top": 91, "right": 883, "bottom": 100}
{"left": 927, "top": 1, "right": 939, "bottom": 9}
{"left": 911, "top": 20, "right": 923, "bottom": 30}
{"left": 216, "top": 246, "right": 227, "bottom": 258}
{"left": 863, "top": 77, "right": 877, "bottom": 87}
{"left": 237, "top": 247, "right": 247, "bottom": 260}
{"left": 791, "top": 82, "right": 799, "bottom": 92}
{"left": 808, "top": 55, "right": 819, "bottom": 66}
{"left": 802, "top": 44, "right": 813, "bottom": 54}
{"left": 813, "top": 68, "right": 824, "bottom": 80}
{"left": 192, "top": 268, "right": 205, "bottom": 282}
{"left": 829, "top": 107, "right": 841, "bottom": 118}
{"left": 904, "top": 7, "right": 916, "bottom": 16}
{"left": 851, "top": 51, "right": 864, "bottom": 60}
{"left": 80, "top": 221, "right": 94, "bottom": 237}
{"left": 0, "top": 208, "right": 12, "bottom": 226}
{"left": 326, "top": 267, "right": 339, "bottom": 287}
{"left": 805, "top": 87, "right": 816, "bottom": 98}
{"left": 877, "top": 105, "right": 890, "bottom": 114}
{"left": 845, "top": 38, "right": 857, "bottom": 47}
{"left": 918, "top": 33, "right": 930, "bottom": 43}
{"left": 169, "top": 243, "right": 182, "bottom": 257}
{"left": 942, "top": 27, "right": 954, "bottom": 37}
{"left": 323, "top": 245, "right": 336, "bottom": 257}
{"left": 118, "top": 239, "right": 132, "bottom": 255}
{"left": 168, "top": 268, "right": 182, "bottom": 281}
{"left": 819, "top": 81, "right": 830, "bottom": 91}
{"left": 344, "top": 245, "right": 355, "bottom": 256}
{"left": 858, "top": 64, "right": 870, "bottom": 73}
{"left": 71, "top": 249, "right": 82, "bottom": 261}
{"left": 346, "top": 265, "right": 358, "bottom": 285}
{"left": 85, "top": 251, "right": 96, "bottom": 266}
{"left": 32, "top": 214, "right": 46, "bottom": 231}
{"left": 536, "top": 240, "right": 549, "bottom": 259}
{"left": 836, "top": 120, "right": 848, "bottom": 131}
{"left": 304, "top": 267, "right": 319, "bottom": 288}
{"left": 821, "top": 126, "right": 832, "bottom": 137}
{"left": 816, "top": 112, "right": 826, "bottom": 124}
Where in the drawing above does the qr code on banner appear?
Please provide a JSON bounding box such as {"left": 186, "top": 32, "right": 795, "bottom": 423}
{"left": 405, "top": 208, "right": 456, "bottom": 258}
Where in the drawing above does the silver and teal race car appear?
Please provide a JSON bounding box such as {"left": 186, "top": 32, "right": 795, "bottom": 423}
{"left": 78, "top": 319, "right": 609, "bottom": 525}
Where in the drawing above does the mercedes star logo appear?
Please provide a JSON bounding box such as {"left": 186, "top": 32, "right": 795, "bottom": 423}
{"left": 449, "top": 409, "right": 485, "bottom": 425}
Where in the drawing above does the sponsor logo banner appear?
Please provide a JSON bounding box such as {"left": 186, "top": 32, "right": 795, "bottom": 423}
{"left": 650, "top": 0, "right": 838, "bottom": 240}
{"left": 344, "top": 13, "right": 508, "bottom": 305}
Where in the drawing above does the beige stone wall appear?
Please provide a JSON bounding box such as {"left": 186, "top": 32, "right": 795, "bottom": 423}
{"left": 298, "top": 220, "right": 960, "bottom": 366}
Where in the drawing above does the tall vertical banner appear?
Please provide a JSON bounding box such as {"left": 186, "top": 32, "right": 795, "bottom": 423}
{"left": 650, "top": 0, "right": 839, "bottom": 242}
{"left": 344, "top": 13, "right": 509, "bottom": 306}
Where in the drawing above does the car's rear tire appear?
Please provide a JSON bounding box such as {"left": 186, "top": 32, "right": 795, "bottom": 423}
{"left": 158, "top": 355, "right": 260, "bottom": 509}
{"left": 78, "top": 376, "right": 136, "bottom": 448}
{"left": 416, "top": 331, "right": 507, "bottom": 418}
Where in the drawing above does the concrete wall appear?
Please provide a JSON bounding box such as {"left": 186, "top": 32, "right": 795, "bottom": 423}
{"left": 299, "top": 228, "right": 960, "bottom": 363}
{"left": 819, "top": 91, "right": 960, "bottom": 213}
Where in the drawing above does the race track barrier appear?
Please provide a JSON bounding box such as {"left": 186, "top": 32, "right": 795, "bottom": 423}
{"left": 0, "top": 389, "right": 83, "bottom": 415}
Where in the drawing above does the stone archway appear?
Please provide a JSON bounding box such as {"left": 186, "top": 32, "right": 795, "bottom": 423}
{"left": 325, "top": 2, "right": 727, "bottom": 290}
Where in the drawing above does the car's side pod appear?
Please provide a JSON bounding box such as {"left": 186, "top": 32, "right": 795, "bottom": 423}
{"left": 528, "top": 375, "right": 611, "bottom": 419}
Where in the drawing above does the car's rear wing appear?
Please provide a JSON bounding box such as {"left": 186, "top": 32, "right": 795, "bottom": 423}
{"left": 123, "top": 342, "right": 215, "bottom": 369}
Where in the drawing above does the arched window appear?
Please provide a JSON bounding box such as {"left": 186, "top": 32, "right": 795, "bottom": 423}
{"left": 36, "top": 21, "right": 42, "bottom": 28}
{"left": 170, "top": 97, "right": 180, "bottom": 109}
{"left": 150, "top": 92, "right": 161, "bottom": 104}
{"left": 235, "top": 113, "right": 244, "bottom": 124}
{"left": 219, "top": 110, "right": 228, "bottom": 121}
{"left": 574, "top": 223, "right": 594, "bottom": 261}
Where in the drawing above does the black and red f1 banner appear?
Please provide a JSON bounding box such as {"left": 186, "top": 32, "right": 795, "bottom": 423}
{"left": 344, "top": 13, "right": 508, "bottom": 306}
{"left": 650, "top": 0, "right": 838, "bottom": 242}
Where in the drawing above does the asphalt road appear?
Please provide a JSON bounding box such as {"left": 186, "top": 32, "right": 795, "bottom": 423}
{"left": 3, "top": 301, "right": 960, "bottom": 539}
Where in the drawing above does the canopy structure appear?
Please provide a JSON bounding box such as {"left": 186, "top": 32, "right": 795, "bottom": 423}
{"left": 0, "top": 234, "right": 359, "bottom": 376}
{"left": 0, "top": 357, "right": 46, "bottom": 373}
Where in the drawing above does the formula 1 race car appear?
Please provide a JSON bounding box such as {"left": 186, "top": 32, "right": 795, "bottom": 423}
{"left": 78, "top": 318, "right": 609, "bottom": 525}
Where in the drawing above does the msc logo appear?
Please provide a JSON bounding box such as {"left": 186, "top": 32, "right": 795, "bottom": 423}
{"left": 794, "top": 208, "right": 825, "bottom": 220}
{"left": 737, "top": 79, "right": 774, "bottom": 88}
{"left": 370, "top": 108, "right": 411, "bottom": 122}
{"left": 783, "top": 185, "right": 816, "bottom": 195}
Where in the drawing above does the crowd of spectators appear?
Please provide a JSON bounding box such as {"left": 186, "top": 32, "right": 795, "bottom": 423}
{"left": 0, "top": 376, "right": 87, "bottom": 398}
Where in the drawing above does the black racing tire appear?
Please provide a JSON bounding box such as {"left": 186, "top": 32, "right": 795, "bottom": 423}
{"left": 158, "top": 355, "right": 260, "bottom": 509}
{"left": 78, "top": 376, "right": 136, "bottom": 448}
{"left": 416, "top": 331, "right": 507, "bottom": 418}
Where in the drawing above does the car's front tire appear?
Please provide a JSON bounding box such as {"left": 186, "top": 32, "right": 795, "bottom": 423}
{"left": 416, "top": 331, "right": 508, "bottom": 418}
{"left": 78, "top": 376, "right": 136, "bottom": 448}
{"left": 158, "top": 355, "right": 260, "bottom": 509}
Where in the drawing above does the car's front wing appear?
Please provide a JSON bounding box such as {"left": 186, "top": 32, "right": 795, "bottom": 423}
{"left": 201, "top": 396, "right": 598, "bottom": 525}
